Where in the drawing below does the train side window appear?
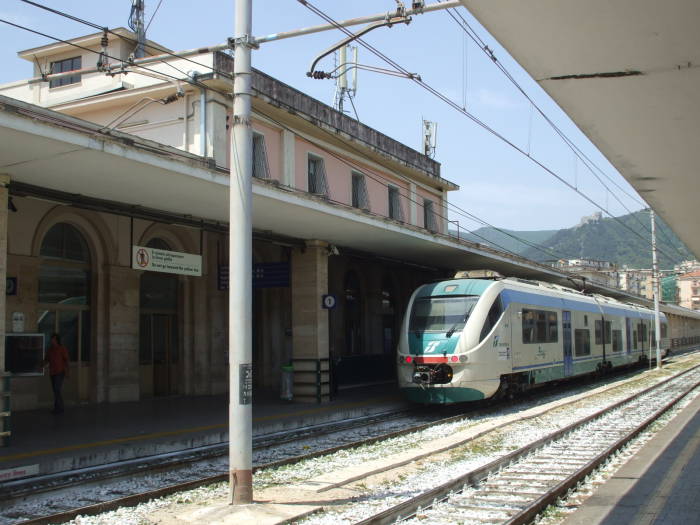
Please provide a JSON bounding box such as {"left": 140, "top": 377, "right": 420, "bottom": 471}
{"left": 633, "top": 331, "right": 638, "bottom": 347}
{"left": 584, "top": 315, "right": 588, "bottom": 327}
{"left": 661, "top": 323, "right": 668, "bottom": 338}
{"left": 638, "top": 323, "right": 648, "bottom": 342}
{"left": 595, "top": 320, "right": 603, "bottom": 344}
{"left": 612, "top": 330, "right": 623, "bottom": 352}
{"left": 548, "top": 312, "right": 558, "bottom": 342}
{"left": 605, "top": 321, "right": 612, "bottom": 344}
{"left": 522, "top": 308, "right": 557, "bottom": 344}
{"left": 479, "top": 295, "right": 503, "bottom": 342}
{"left": 575, "top": 328, "right": 590, "bottom": 356}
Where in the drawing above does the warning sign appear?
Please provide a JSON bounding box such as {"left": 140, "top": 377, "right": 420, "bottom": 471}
{"left": 132, "top": 246, "right": 202, "bottom": 276}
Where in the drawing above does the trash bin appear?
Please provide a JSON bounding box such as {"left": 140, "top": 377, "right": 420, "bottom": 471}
{"left": 280, "top": 364, "right": 293, "bottom": 401}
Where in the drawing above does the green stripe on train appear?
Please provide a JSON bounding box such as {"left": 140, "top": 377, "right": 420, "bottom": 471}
{"left": 401, "top": 387, "right": 485, "bottom": 403}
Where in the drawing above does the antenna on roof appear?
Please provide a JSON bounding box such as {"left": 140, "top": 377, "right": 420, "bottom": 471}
{"left": 422, "top": 118, "right": 437, "bottom": 158}
{"left": 334, "top": 45, "right": 358, "bottom": 116}
{"left": 128, "top": 0, "right": 146, "bottom": 59}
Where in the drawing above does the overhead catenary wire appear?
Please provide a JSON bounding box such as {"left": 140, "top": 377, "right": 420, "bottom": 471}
{"left": 4, "top": 5, "right": 683, "bottom": 268}
{"left": 295, "top": 0, "right": 685, "bottom": 267}
{"left": 439, "top": 5, "right": 687, "bottom": 260}
{"left": 17, "top": 0, "right": 231, "bottom": 82}
{"left": 0, "top": 16, "right": 217, "bottom": 96}
{"left": 252, "top": 103, "right": 575, "bottom": 263}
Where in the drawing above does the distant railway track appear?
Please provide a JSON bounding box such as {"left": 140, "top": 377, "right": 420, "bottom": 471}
{"left": 2, "top": 352, "right": 694, "bottom": 525}
{"left": 356, "top": 363, "right": 700, "bottom": 525}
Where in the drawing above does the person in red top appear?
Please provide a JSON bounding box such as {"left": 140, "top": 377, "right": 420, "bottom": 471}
{"left": 42, "top": 333, "right": 69, "bottom": 414}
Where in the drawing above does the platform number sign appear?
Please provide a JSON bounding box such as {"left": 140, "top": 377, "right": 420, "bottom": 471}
{"left": 239, "top": 364, "right": 252, "bottom": 405}
{"left": 322, "top": 294, "right": 337, "bottom": 309}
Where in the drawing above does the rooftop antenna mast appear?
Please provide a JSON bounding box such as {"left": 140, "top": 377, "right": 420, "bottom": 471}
{"left": 129, "top": 0, "right": 146, "bottom": 59}
{"left": 334, "top": 45, "right": 358, "bottom": 114}
{"left": 422, "top": 118, "right": 437, "bottom": 158}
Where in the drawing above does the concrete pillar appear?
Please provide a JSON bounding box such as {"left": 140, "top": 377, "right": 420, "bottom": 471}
{"left": 282, "top": 129, "right": 295, "bottom": 187}
{"left": 105, "top": 265, "right": 140, "bottom": 402}
{"left": 0, "top": 175, "right": 8, "bottom": 376}
{"left": 291, "top": 240, "right": 330, "bottom": 402}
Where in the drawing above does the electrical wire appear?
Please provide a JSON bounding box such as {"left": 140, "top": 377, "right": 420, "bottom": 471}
{"left": 17, "top": 0, "right": 231, "bottom": 82}
{"left": 5, "top": 4, "right": 682, "bottom": 268}
{"left": 145, "top": 0, "right": 165, "bottom": 33}
{"left": 0, "top": 16, "right": 215, "bottom": 95}
{"left": 253, "top": 103, "right": 573, "bottom": 263}
{"left": 440, "top": 5, "right": 687, "bottom": 261}
{"left": 295, "top": 0, "right": 686, "bottom": 266}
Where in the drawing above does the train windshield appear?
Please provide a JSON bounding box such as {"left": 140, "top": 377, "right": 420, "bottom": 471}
{"left": 410, "top": 295, "right": 480, "bottom": 334}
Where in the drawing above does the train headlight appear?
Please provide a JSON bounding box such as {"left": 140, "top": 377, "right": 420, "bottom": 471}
{"left": 459, "top": 355, "right": 468, "bottom": 363}
{"left": 450, "top": 355, "right": 459, "bottom": 363}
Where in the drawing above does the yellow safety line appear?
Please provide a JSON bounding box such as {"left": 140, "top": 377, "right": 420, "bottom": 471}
{"left": 0, "top": 395, "right": 400, "bottom": 463}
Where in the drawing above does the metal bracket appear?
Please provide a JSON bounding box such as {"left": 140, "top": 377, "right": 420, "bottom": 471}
{"left": 307, "top": 17, "right": 410, "bottom": 79}
{"left": 227, "top": 35, "right": 260, "bottom": 50}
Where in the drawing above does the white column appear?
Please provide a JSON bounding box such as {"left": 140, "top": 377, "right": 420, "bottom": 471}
{"left": 229, "top": 0, "right": 254, "bottom": 505}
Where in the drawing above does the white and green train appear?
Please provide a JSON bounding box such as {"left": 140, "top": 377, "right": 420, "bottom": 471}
{"left": 398, "top": 274, "right": 668, "bottom": 404}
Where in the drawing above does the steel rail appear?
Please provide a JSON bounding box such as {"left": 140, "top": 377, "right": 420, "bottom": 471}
{"left": 355, "top": 363, "right": 700, "bottom": 525}
{"left": 9, "top": 356, "right": 693, "bottom": 525}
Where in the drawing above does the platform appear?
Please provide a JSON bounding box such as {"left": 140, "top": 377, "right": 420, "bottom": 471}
{"left": 565, "top": 391, "right": 700, "bottom": 524}
{"left": 0, "top": 382, "right": 406, "bottom": 483}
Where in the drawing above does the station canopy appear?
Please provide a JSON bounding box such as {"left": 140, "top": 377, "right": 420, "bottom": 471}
{"left": 460, "top": 0, "right": 700, "bottom": 259}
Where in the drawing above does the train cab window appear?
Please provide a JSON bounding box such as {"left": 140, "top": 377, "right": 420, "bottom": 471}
{"left": 410, "top": 295, "right": 479, "bottom": 334}
{"left": 479, "top": 295, "right": 503, "bottom": 342}
{"left": 522, "top": 309, "right": 558, "bottom": 344}
{"left": 574, "top": 329, "right": 591, "bottom": 356}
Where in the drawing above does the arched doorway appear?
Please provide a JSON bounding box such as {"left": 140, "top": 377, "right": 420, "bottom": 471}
{"left": 38, "top": 223, "right": 92, "bottom": 403}
{"left": 139, "top": 238, "right": 179, "bottom": 397}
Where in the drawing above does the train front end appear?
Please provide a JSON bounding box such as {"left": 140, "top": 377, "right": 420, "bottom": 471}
{"left": 397, "top": 277, "right": 508, "bottom": 404}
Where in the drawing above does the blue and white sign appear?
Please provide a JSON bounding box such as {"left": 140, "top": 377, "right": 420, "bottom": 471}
{"left": 322, "top": 294, "right": 337, "bottom": 309}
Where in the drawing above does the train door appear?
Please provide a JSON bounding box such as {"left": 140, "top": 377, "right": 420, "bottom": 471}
{"left": 625, "top": 318, "right": 632, "bottom": 356}
{"left": 562, "top": 311, "right": 573, "bottom": 376}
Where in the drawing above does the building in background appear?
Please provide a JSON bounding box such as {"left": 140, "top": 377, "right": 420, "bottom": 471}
{"left": 552, "top": 258, "right": 619, "bottom": 289}
{"left": 678, "top": 271, "right": 700, "bottom": 311}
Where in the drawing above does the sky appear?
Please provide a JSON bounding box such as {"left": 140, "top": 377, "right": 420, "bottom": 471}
{"left": 0, "top": 0, "right": 648, "bottom": 232}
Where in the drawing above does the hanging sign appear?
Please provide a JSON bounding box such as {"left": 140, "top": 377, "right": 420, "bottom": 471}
{"left": 132, "top": 246, "right": 202, "bottom": 276}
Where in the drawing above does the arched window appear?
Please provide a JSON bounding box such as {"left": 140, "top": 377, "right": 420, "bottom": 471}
{"left": 344, "top": 271, "right": 363, "bottom": 356}
{"left": 139, "top": 238, "right": 179, "bottom": 396}
{"left": 38, "top": 223, "right": 92, "bottom": 400}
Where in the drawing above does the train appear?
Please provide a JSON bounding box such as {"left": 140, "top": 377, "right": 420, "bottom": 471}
{"left": 397, "top": 271, "right": 669, "bottom": 404}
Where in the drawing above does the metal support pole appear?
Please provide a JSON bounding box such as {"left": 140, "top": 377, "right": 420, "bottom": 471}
{"left": 651, "top": 210, "right": 662, "bottom": 369}
{"left": 229, "top": 0, "right": 253, "bottom": 505}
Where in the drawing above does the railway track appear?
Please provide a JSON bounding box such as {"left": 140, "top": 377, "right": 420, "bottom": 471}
{"left": 2, "top": 354, "right": 693, "bottom": 525}
{"left": 356, "top": 364, "right": 700, "bottom": 525}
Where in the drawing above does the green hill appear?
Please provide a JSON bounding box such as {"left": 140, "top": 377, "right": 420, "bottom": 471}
{"left": 454, "top": 210, "right": 691, "bottom": 270}
{"left": 521, "top": 210, "right": 691, "bottom": 269}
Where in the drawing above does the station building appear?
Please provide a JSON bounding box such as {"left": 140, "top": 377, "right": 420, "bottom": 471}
{"left": 0, "top": 29, "right": 698, "bottom": 417}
